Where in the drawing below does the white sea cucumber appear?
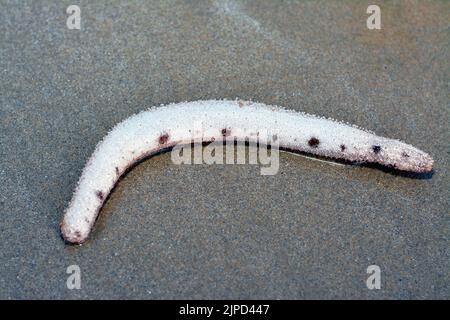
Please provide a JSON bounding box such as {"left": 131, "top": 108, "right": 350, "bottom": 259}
{"left": 60, "top": 100, "right": 434, "bottom": 244}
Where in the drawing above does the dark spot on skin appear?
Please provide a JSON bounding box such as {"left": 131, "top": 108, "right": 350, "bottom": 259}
{"left": 85, "top": 218, "right": 90, "bottom": 224}
{"left": 221, "top": 128, "right": 231, "bottom": 136}
{"left": 158, "top": 133, "right": 169, "bottom": 145}
{"left": 308, "top": 137, "right": 320, "bottom": 148}
{"left": 75, "top": 231, "right": 81, "bottom": 238}
{"left": 402, "top": 152, "right": 410, "bottom": 158}
{"left": 372, "top": 145, "right": 381, "bottom": 154}
{"left": 340, "top": 144, "right": 346, "bottom": 151}
{"left": 272, "top": 134, "right": 278, "bottom": 141}
{"left": 115, "top": 167, "right": 119, "bottom": 175}
{"left": 96, "top": 190, "right": 104, "bottom": 200}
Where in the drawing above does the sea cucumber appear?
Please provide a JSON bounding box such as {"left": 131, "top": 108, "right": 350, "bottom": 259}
{"left": 60, "top": 100, "right": 434, "bottom": 244}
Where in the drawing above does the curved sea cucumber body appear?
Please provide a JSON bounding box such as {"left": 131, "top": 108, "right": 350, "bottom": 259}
{"left": 60, "top": 100, "right": 433, "bottom": 244}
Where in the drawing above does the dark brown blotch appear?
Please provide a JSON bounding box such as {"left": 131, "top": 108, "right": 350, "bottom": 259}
{"left": 115, "top": 166, "right": 119, "bottom": 175}
{"left": 96, "top": 190, "right": 104, "bottom": 200}
{"left": 340, "top": 144, "right": 346, "bottom": 151}
{"left": 308, "top": 137, "right": 320, "bottom": 148}
{"left": 221, "top": 128, "right": 231, "bottom": 136}
{"left": 402, "top": 152, "right": 410, "bottom": 158}
{"left": 372, "top": 145, "right": 381, "bottom": 154}
{"left": 158, "top": 133, "right": 169, "bottom": 145}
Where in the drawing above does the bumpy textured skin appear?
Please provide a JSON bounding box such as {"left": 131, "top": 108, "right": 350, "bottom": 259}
{"left": 61, "top": 100, "right": 434, "bottom": 244}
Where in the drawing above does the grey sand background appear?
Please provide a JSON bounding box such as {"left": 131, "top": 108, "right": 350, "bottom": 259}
{"left": 0, "top": 0, "right": 449, "bottom": 298}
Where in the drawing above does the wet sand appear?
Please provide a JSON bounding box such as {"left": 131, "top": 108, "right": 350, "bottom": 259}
{"left": 0, "top": 1, "right": 448, "bottom": 299}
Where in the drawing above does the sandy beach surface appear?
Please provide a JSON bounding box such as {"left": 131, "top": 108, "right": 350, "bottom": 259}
{"left": 0, "top": 1, "right": 448, "bottom": 299}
